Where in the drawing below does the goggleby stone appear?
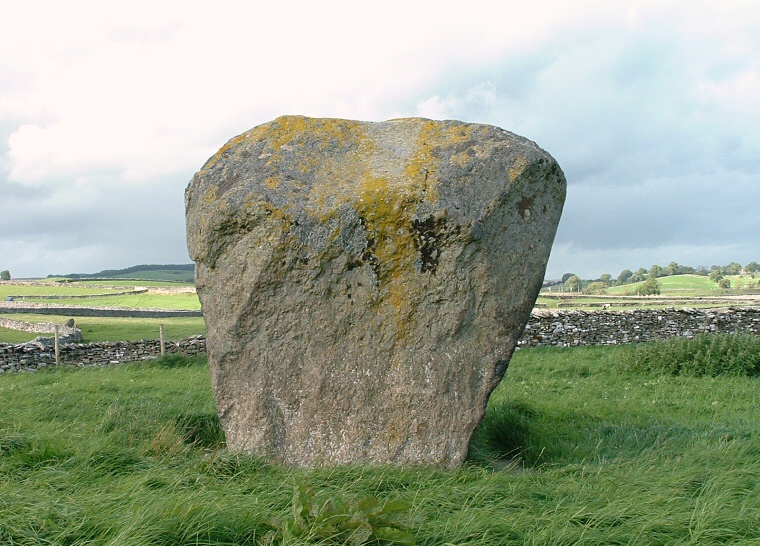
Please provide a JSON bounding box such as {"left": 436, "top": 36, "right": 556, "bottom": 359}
{"left": 185, "top": 116, "right": 565, "bottom": 467}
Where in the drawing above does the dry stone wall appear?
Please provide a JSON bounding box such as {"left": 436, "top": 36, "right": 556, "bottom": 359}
{"left": 0, "top": 336, "right": 206, "bottom": 374}
{"left": 0, "top": 317, "right": 79, "bottom": 337}
{"left": 1, "top": 308, "right": 758, "bottom": 375}
{"left": 518, "top": 307, "right": 760, "bottom": 348}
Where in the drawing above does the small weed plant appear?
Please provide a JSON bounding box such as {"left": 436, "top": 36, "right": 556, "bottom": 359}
{"left": 619, "top": 333, "right": 760, "bottom": 377}
{"left": 261, "top": 481, "right": 415, "bottom": 545}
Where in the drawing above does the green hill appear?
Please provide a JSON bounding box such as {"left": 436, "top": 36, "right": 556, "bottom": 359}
{"left": 607, "top": 274, "right": 758, "bottom": 296}
{"left": 50, "top": 264, "right": 195, "bottom": 283}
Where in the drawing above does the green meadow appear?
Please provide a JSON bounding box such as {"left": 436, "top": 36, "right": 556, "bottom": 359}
{"left": 0, "top": 314, "right": 206, "bottom": 343}
{"left": 18, "top": 291, "right": 203, "bottom": 310}
{"left": 607, "top": 274, "right": 758, "bottom": 295}
{"left": 537, "top": 274, "right": 760, "bottom": 309}
{"left": 1, "top": 339, "right": 759, "bottom": 545}
{"left": 0, "top": 284, "right": 118, "bottom": 298}
{"left": 1, "top": 279, "right": 204, "bottom": 344}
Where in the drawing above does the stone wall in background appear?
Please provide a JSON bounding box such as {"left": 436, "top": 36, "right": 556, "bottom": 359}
{"left": 0, "top": 317, "right": 79, "bottom": 337}
{"left": 519, "top": 307, "right": 760, "bottom": 348}
{"left": 1, "top": 307, "right": 758, "bottom": 375}
{"left": 0, "top": 336, "right": 206, "bottom": 374}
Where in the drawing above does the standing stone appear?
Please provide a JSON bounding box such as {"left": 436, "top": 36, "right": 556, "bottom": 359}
{"left": 185, "top": 116, "right": 565, "bottom": 467}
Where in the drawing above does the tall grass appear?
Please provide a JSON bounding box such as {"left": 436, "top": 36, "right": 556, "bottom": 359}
{"left": 1, "top": 342, "right": 760, "bottom": 544}
{"left": 617, "top": 333, "right": 760, "bottom": 377}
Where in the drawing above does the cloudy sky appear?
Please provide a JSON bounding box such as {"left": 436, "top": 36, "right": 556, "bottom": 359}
{"left": 1, "top": 1, "right": 758, "bottom": 280}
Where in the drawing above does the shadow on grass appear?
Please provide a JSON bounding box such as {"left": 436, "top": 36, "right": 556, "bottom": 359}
{"left": 468, "top": 400, "right": 692, "bottom": 469}
{"left": 175, "top": 412, "right": 226, "bottom": 448}
{"left": 0, "top": 434, "right": 73, "bottom": 470}
{"left": 132, "top": 353, "right": 208, "bottom": 369}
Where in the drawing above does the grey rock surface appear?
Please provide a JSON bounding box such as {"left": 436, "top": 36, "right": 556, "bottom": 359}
{"left": 185, "top": 116, "right": 566, "bottom": 467}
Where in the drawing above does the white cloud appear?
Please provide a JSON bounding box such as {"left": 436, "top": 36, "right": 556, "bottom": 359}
{"left": 416, "top": 82, "right": 499, "bottom": 120}
{"left": 1, "top": 1, "right": 759, "bottom": 278}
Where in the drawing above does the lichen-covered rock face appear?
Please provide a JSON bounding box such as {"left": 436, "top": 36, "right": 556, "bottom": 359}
{"left": 185, "top": 116, "right": 565, "bottom": 467}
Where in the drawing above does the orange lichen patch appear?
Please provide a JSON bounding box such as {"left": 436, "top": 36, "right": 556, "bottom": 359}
{"left": 262, "top": 117, "right": 375, "bottom": 190}
{"left": 508, "top": 156, "right": 528, "bottom": 181}
{"left": 264, "top": 177, "right": 281, "bottom": 190}
{"left": 403, "top": 120, "right": 482, "bottom": 198}
{"left": 269, "top": 116, "right": 309, "bottom": 151}
{"left": 449, "top": 151, "right": 474, "bottom": 168}
{"left": 269, "top": 116, "right": 368, "bottom": 155}
{"left": 402, "top": 126, "right": 438, "bottom": 199}
{"left": 203, "top": 186, "right": 218, "bottom": 204}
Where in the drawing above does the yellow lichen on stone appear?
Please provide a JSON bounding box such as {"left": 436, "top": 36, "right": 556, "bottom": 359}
{"left": 509, "top": 156, "right": 528, "bottom": 181}
{"left": 448, "top": 151, "right": 473, "bottom": 168}
{"left": 203, "top": 186, "right": 218, "bottom": 204}
{"left": 269, "top": 116, "right": 309, "bottom": 151}
{"left": 356, "top": 172, "right": 424, "bottom": 335}
{"left": 402, "top": 121, "right": 439, "bottom": 196}
{"left": 264, "top": 177, "right": 281, "bottom": 190}
{"left": 402, "top": 120, "right": 479, "bottom": 199}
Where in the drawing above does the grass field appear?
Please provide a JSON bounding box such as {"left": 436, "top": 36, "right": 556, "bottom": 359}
{"left": 606, "top": 274, "right": 759, "bottom": 295}
{"left": 67, "top": 279, "right": 196, "bottom": 287}
{"left": 3, "top": 274, "right": 758, "bottom": 344}
{"left": 607, "top": 274, "right": 717, "bottom": 294}
{"left": 0, "top": 314, "right": 206, "bottom": 343}
{"left": 538, "top": 274, "right": 760, "bottom": 309}
{"left": 20, "top": 292, "right": 202, "bottom": 310}
{"left": 0, "top": 326, "right": 43, "bottom": 344}
{"left": 1, "top": 280, "right": 199, "bottom": 309}
{"left": 0, "top": 284, "right": 119, "bottom": 298}
{"left": 1, "top": 342, "right": 758, "bottom": 545}
{"left": 1, "top": 280, "right": 203, "bottom": 344}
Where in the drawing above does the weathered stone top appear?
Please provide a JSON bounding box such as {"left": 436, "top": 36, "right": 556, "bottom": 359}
{"left": 186, "top": 115, "right": 565, "bottom": 271}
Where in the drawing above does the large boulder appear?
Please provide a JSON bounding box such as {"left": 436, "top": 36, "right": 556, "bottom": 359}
{"left": 185, "top": 116, "right": 565, "bottom": 467}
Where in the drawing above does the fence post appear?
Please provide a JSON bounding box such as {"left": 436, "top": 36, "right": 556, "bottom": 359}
{"left": 160, "top": 324, "right": 165, "bottom": 356}
{"left": 54, "top": 324, "right": 60, "bottom": 366}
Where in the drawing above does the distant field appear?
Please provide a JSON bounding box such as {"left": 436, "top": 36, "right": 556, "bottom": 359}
{"left": 0, "top": 327, "right": 40, "bottom": 344}
{"left": 0, "top": 280, "right": 204, "bottom": 343}
{"left": 21, "top": 292, "right": 202, "bottom": 310}
{"left": 4, "top": 273, "right": 757, "bottom": 344}
{"left": 605, "top": 274, "right": 757, "bottom": 295}
{"left": 539, "top": 274, "right": 760, "bottom": 310}
{"left": 46, "top": 264, "right": 195, "bottom": 283}
{"left": 0, "top": 285, "right": 119, "bottom": 298}
{"left": 1, "top": 280, "right": 200, "bottom": 310}
{"left": 75, "top": 316, "right": 206, "bottom": 342}
{"left": 0, "top": 314, "right": 206, "bottom": 343}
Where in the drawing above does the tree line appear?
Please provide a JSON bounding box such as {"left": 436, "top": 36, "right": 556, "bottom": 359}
{"left": 559, "top": 261, "right": 760, "bottom": 296}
